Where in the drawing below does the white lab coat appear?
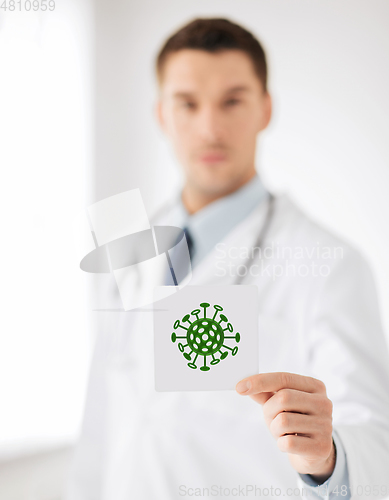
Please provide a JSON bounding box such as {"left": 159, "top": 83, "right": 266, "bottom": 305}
{"left": 67, "top": 193, "right": 389, "bottom": 500}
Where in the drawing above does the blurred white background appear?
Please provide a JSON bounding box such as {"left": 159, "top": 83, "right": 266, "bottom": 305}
{"left": 0, "top": 0, "right": 388, "bottom": 498}
{"left": 0, "top": 0, "right": 93, "bottom": 497}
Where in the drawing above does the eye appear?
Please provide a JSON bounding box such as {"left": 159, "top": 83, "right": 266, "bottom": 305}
{"left": 225, "top": 98, "right": 240, "bottom": 107}
{"left": 182, "top": 101, "right": 196, "bottom": 110}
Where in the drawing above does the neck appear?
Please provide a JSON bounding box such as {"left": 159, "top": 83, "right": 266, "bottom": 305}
{"left": 182, "top": 169, "right": 256, "bottom": 215}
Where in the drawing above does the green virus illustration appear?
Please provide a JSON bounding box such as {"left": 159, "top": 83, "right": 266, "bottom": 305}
{"left": 171, "top": 302, "right": 240, "bottom": 371}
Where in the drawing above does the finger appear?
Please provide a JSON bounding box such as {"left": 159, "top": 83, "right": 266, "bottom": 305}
{"left": 248, "top": 391, "right": 275, "bottom": 405}
{"left": 277, "top": 434, "right": 333, "bottom": 460}
{"left": 277, "top": 435, "right": 315, "bottom": 455}
{"left": 263, "top": 389, "right": 331, "bottom": 425}
{"left": 236, "top": 372, "right": 326, "bottom": 396}
{"left": 270, "top": 412, "right": 330, "bottom": 440}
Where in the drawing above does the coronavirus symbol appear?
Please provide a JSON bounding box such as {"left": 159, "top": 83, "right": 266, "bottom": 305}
{"left": 171, "top": 302, "right": 240, "bottom": 371}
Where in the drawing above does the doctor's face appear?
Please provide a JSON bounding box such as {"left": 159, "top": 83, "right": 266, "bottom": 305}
{"left": 156, "top": 49, "right": 271, "bottom": 200}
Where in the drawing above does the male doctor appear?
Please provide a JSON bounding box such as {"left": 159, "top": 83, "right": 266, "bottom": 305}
{"left": 68, "top": 18, "right": 389, "bottom": 500}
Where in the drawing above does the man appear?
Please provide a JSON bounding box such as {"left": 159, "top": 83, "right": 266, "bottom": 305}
{"left": 68, "top": 18, "right": 389, "bottom": 499}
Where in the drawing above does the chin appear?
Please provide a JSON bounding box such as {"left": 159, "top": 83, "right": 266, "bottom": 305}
{"left": 194, "top": 174, "right": 239, "bottom": 197}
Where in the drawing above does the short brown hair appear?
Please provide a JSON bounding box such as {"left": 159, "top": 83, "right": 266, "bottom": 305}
{"left": 156, "top": 18, "right": 268, "bottom": 92}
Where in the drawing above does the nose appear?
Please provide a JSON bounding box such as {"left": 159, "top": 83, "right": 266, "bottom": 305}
{"left": 197, "top": 105, "right": 224, "bottom": 143}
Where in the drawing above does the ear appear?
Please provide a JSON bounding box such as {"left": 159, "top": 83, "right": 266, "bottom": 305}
{"left": 258, "top": 91, "right": 272, "bottom": 132}
{"left": 264, "top": 91, "right": 272, "bottom": 128}
{"left": 155, "top": 99, "right": 166, "bottom": 133}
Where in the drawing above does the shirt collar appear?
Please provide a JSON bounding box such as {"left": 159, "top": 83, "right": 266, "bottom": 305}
{"left": 175, "top": 174, "right": 268, "bottom": 267}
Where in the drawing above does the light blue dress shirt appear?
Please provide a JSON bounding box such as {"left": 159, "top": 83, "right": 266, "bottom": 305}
{"left": 174, "top": 173, "right": 268, "bottom": 268}
{"left": 175, "top": 173, "right": 350, "bottom": 498}
{"left": 298, "top": 428, "right": 350, "bottom": 499}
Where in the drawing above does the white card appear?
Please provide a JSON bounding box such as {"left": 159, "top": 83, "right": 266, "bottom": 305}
{"left": 154, "top": 285, "right": 259, "bottom": 391}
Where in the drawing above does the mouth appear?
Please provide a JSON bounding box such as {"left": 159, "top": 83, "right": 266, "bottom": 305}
{"left": 199, "top": 152, "right": 227, "bottom": 163}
